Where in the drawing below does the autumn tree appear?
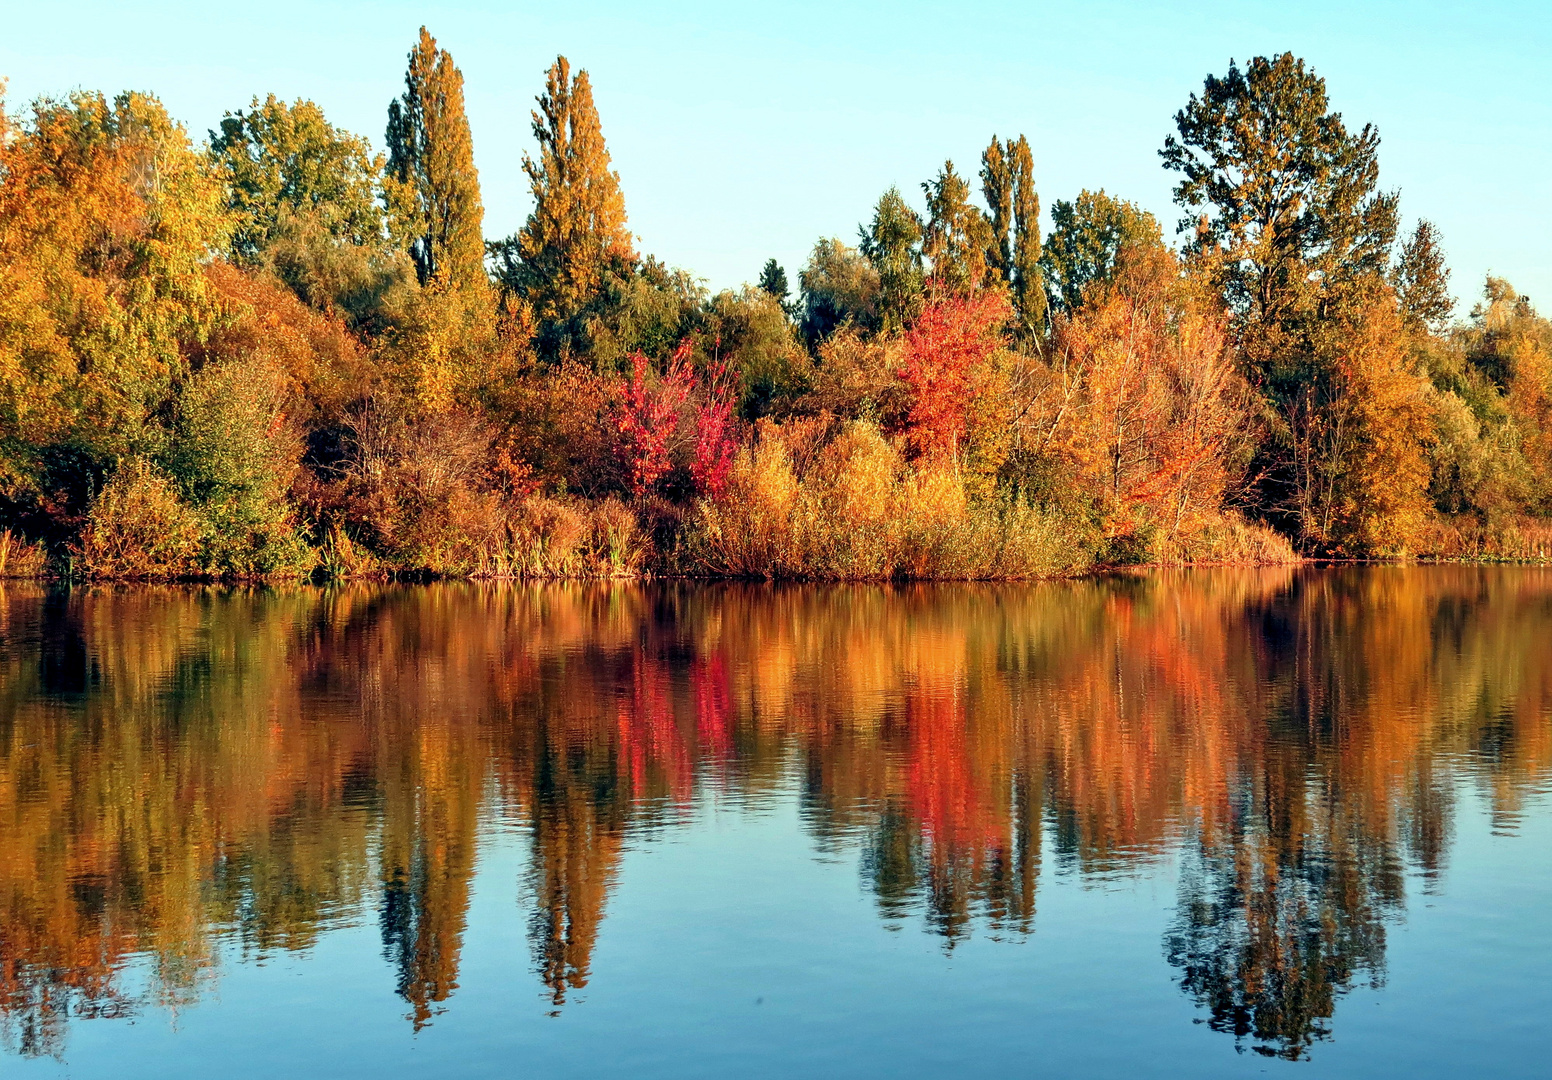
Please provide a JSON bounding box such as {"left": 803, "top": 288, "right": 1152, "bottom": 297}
{"left": 1293, "top": 293, "right": 1434, "bottom": 553}
{"left": 899, "top": 290, "right": 1011, "bottom": 460}
{"left": 493, "top": 55, "right": 635, "bottom": 358}
{"left": 1040, "top": 247, "right": 1254, "bottom": 554}
{"left": 1161, "top": 54, "right": 1405, "bottom": 549}
{"left": 859, "top": 186, "right": 923, "bottom": 334}
{"left": 1040, "top": 189, "right": 1163, "bottom": 314}
{"left": 384, "top": 28, "right": 487, "bottom": 300}
{"left": 1161, "top": 52, "right": 1399, "bottom": 349}
{"left": 921, "top": 162, "right": 993, "bottom": 296}
{"left": 1392, "top": 219, "right": 1453, "bottom": 334}
{"left": 0, "top": 90, "right": 228, "bottom": 542}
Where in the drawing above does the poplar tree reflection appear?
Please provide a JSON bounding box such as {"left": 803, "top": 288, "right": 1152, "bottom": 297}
{"left": 0, "top": 572, "right": 1550, "bottom": 1059}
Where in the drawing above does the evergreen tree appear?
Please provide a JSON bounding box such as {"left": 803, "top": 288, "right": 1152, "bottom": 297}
{"left": 859, "top": 186, "right": 923, "bottom": 334}
{"left": 384, "top": 27, "right": 487, "bottom": 298}
{"left": 1393, "top": 219, "right": 1453, "bottom": 333}
{"left": 758, "top": 258, "right": 790, "bottom": 306}
{"left": 921, "top": 161, "right": 992, "bottom": 295}
{"left": 504, "top": 56, "right": 635, "bottom": 331}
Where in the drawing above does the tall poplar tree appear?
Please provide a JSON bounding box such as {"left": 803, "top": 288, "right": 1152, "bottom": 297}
{"left": 981, "top": 136, "right": 1044, "bottom": 331}
{"left": 506, "top": 55, "right": 634, "bottom": 329}
{"left": 1008, "top": 135, "right": 1045, "bottom": 333}
{"left": 384, "top": 27, "right": 487, "bottom": 298}
{"left": 981, "top": 140, "right": 1014, "bottom": 282}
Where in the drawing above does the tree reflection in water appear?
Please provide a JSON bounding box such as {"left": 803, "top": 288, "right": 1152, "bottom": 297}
{"left": 0, "top": 570, "right": 1549, "bottom": 1058}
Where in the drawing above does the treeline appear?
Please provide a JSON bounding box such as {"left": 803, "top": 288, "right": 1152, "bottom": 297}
{"left": 0, "top": 36, "right": 1548, "bottom": 579}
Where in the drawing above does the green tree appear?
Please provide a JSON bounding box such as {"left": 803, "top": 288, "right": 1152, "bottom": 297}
{"left": 497, "top": 55, "right": 635, "bottom": 345}
{"left": 211, "top": 96, "right": 386, "bottom": 264}
{"left": 798, "top": 238, "right": 880, "bottom": 347}
{"left": 758, "top": 259, "right": 790, "bottom": 306}
{"left": 859, "top": 186, "right": 923, "bottom": 334}
{"left": 1041, "top": 190, "right": 1163, "bottom": 314}
{"left": 209, "top": 95, "right": 403, "bottom": 324}
{"left": 1161, "top": 53, "right": 1404, "bottom": 550}
{"left": 981, "top": 136, "right": 1045, "bottom": 333}
{"left": 1392, "top": 219, "right": 1453, "bottom": 334}
{"left": 384, "top": 27, "right": 487, "bottom": 298}
{"left": 1160, "top": 52, "right": 1398, "bottom": 347}
{"left": 921, "top": 161, "right": 992, "bottom": 296}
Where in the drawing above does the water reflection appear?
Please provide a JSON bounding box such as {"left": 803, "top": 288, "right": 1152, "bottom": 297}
{"left": 0, "top": 570, "right": 1549, "bottom": 1059}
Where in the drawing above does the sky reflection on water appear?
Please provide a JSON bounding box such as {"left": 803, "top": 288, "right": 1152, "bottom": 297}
{"left": 0, "top": 568, "right": 1549, "bottom": 1076}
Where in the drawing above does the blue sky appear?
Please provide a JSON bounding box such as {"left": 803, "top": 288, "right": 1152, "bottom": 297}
{"left": 4, "top": 1, "right": 1548, "bottom": 312}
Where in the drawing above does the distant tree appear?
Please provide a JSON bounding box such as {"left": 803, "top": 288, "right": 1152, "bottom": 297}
{"left": 757, "top": 258, "right": 790, "bottom": 306}
{"left": 798, "top": 238, "right": 880, "bottom": 347}
{"left": 921, "top": 161, "right": 993, "bottom": 295}
{"left": 1040, "top": 190, "right": 1163, "bottom": 313}
{"left": 1392, "top": 219, "right": 1453, "bottom": 333}
{"left": 384, "top": 27, "right": 487, "bottom": 298}
{"left": 498, "top": 55, "right": 635, "bottom": 331}
{"left": 859, "top": 186, "right": 923, "bottom": 334}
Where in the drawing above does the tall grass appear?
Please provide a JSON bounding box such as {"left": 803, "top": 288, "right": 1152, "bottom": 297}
{"left": 1419, "top": 517, "right": 1552, "bottom": 563}
{"left": 681, "top": 420, "right": 1092, "bottom": 579}
{"left": 0, "top": 529, "right": 47, "bottom": 578}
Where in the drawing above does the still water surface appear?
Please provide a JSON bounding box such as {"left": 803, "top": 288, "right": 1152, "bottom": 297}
{"left": 0, "top": 568, "right": 1549, "bottom": 1077}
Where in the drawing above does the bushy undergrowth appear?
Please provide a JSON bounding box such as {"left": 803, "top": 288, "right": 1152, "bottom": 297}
{"left": 682, "top": 420, "right": 1092, "bottom": 579}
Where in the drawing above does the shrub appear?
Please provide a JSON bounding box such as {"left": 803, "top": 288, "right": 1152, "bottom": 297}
{"left": 75, "top": 459, "right": 205, "bottom": 579}
{"left": 162, "top": 357, "right": 313, "bottom": 576}
{"left": 683, "top": 420, "right": 1091, "bottom": 579}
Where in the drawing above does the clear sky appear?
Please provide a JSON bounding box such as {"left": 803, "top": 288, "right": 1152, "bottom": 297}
{"left": 4, "top": 1, "right": 1548, "bottom": 313}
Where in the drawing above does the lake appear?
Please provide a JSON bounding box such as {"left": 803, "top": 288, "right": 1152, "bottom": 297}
{"left": 0, "top": 568, "right": 1549, "bottom": 1077}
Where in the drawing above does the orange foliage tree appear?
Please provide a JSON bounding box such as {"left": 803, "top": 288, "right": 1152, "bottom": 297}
{"left": 899, "top": 289, "right": 1012, "bottom": 460}
{"left": 1040, "top": 249, "right": 1253, "bottom": 551}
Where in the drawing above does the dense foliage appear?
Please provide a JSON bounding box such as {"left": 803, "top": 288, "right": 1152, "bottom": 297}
{"left": 2, "top": 45, "right": 1548, "bottom": 579}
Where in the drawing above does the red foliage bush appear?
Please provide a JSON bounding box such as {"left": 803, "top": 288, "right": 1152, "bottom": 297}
{"left": 900, "top": 290, "right": 1012, "bottom": 460}
{"left": 617, "top": 342, "right": 693, "bottom": 497}
{"left": 691, "top": 357, "right": 738, "bottom": 498}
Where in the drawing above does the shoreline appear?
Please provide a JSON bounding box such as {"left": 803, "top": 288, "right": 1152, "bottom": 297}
{"left": 8, "top": 554, "right": 1552, "bottom": 587}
